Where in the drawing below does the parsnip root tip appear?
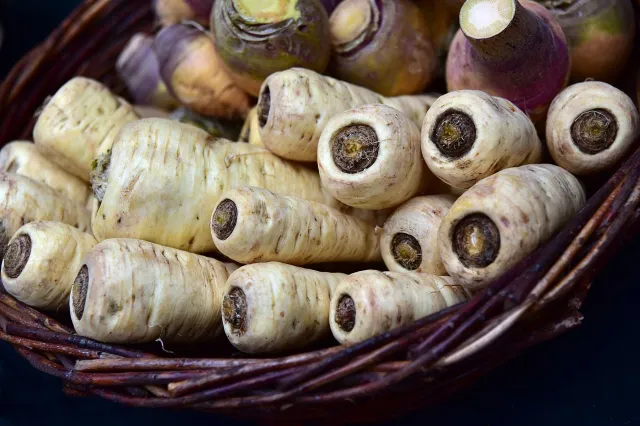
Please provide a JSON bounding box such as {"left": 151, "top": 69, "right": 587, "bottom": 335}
{"left": 335, "top": 294, "right": 356, "bottom": 332}
{"left": 222, "top": 287, "right": 247, "bottom": 336}
{"left": 431, "top": 110, "right": 477, "bottom": 158}
{"left": 460, "top": 0, "right": 516, "bottom": 39}
{"left": 3, "top": 234, "right": 31, "bottom": 279}
{"left": 258, "top": 86, "right": 271, "bottom": 128}
{"left": 212, "top": 199, "right": 238, "bottom": 241}
{"left": 570, "top": 109, "right": 618, "bottom": 155}
{"left": 72, "top": 265, "right": 89, "bottom": 321}
{"left": 331, "top": 124, "right": 380, "bottom": 174}
{"left": 90, "top": 148, "right": 112, "bottom": 204}
{"left": 391, "top": 233, "right": 422, "bottom": 271}
{"left": 452, "top": 213, "right": 500, "bottom": 268}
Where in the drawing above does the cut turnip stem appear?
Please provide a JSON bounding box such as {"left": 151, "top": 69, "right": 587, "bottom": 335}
{"left": 546, "top": 82, "right": 640, "bottom": 176}
{"left": 446, "top": 0, "right": 570, "bottom": 123}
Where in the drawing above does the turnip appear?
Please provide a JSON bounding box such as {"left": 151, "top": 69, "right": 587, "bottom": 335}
{"left": 421, "top": 90, "right": 542, "bottom": 190}
{"left": 438, "top": 164, "right": 586, "bottom": 291}
{"left": 153, "top": 0, "right": 214, "bottom": 26}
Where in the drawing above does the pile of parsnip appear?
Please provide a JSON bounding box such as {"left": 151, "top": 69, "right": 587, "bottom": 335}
{"left": 1, "top": 0, "right": 639, "bottom": 355}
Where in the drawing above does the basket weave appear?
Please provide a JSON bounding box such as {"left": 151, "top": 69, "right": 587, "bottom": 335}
{"left": 1, "top": 1, "right": 639, "bottom": 424}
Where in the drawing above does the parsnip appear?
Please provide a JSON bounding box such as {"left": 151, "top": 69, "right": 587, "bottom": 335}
{"left": 0, "top": 173, "right": 91, "bottom": 258}
{"left": 258, "top": 68, "right": 439, "bottom": 161}
{"left": 1, "top": 222, "right": 97, "bottom": 311}
{"left": 211, "top": 187, "right": 381, "bottom": 265}
{"left": 421, "top": 90, "right": 543, "bottom": 190}
{"left": 70, "top": 239, "right": 238, "bottom": 344}
{"left": 33, "top": 78, "right": 139, "bottom": 181}
{"left": 438, "top": 164, "right": 586, "bottom": 291}
{"left": 239, "top": 107, "right": 264, "bottom": 146}
{"left": 318, "top": 104, "right": 432, "bottom": 209}
{"left": 222, "top": 262, "right": 346, "bottom": 354}
{"left": 92, "top": 118, "right": 372, "bottom": 253}
{"left": 546, "top": 82, "right": 640, "bottom": 176}
{"left": 330, "top": 271, "right": 470, "bottom": 345}
{"left": 381, "top": 195, "right": 456, "bottom": 275}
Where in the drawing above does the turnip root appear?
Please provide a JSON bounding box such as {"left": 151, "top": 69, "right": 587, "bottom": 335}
{"left": 222, "top": 262, "right": 346, "bottom": 353}
{"left": 414, "top": 0, "right": 460, "bottom": 69}
{"left": 70, "top": 239, "right": 237, "bottom": 344}
{"left": 1, "top": 222, "right": 97, "bottom": 311}
{"left": 211, "top": 0, "right": 331, "bottom": 96}
{"left": 258, "top": 68, "right": 439, "bottom": 161}
{"left": 239, "top": 107, "right": 264, "bottom": 146}
{"left": 421, "top": 90, "right": 543, "bottom": 190}
{"left": 330, "top": 271, "right": 470, "bottom": 345}
{"left": 329, "top": 0, "right": 437, "bottom": 96}
{"left": 446, "top": 0, "right": 570, "bottom": 123}
{"left": 0, "top": 173, "right": 91, "bottom": 258}
{"left": 0, "top": 141, "right": 92, "bottom": 208}
{"left": 33, "top": 77, "right": 139, "bottom": 181}
{"left": 535, "top": 0, "right": 636, "bottom": 82}
{"left": 317, "top": 104, "right": 431, "bottom": 209}
{"left": 380, "top": 195, "right": 456, "bottom": 275}
{"left": 211, "top": 186, "right": 381, "bottom": 265}
{"left": 91, "top": 118, "right": 372, "bottom": 253}
{"left": 153, "top": 0, "right": 214, "bottom": 26}
{"left": 153, "top": 24, "right": 251, "bottom": 119}
{"left": 438, "top": 164, "right": 586, "bottom": 291}
{"left": 546, "top": 82, "right": 640, "bottom": 176}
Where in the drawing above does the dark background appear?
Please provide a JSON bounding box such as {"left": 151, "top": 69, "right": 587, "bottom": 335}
{"left": 0, "top": 1, "right": 639, "bottom": 425}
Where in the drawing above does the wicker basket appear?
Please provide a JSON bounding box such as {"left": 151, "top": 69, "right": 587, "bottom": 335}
{"left": 1, "top": 1, "right": 639, "bottom": 424}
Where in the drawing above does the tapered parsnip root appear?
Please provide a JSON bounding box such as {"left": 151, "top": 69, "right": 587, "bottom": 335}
{"left": 381, "top": 195, "right": 456, "bottom": 275}
{"left": 92, "top": 119, "right": 372, "bottom": 253}
{"left": 33, "top": 78, "right": 139, "bottom": 181}
{"left": 0, "top": 141, "right": 92, "bottom": 207}
{"left": 546, "top": 82, "right": 640, "bottom": 176}
{"left": 317, "top": 104, "right": 432, "bottom": 209}
{"left": 222, "top": 262, "right": 346, "bottom": 353}
{"left": 421, "top": 90, "right": 542, "bottom": 189}
{"left": 438, "top": 164, "right": 586, "bottom": 291}
{"left": 211, "top": 187, "right": 381, "bottom": 265}
{"left": 239, "top": 107, "right": 264, "bottom": 146}
{"left": 0, "top": 173, "right": 91, "bottom": 258}
{"left": 329, "top": 271, "right": 470, "bottom": 345}
{"left": 1, "top": 222, "right": 97, "bottom": 310}
{"left": 258, "top": 68, "right": 439, "bottom": 161}
{"left": 70, "top": 239, "right": 238, "bottom": 344}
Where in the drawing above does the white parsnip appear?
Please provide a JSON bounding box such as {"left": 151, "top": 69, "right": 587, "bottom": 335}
{"left": 318, "top": 104, "right": 433, "bottom": 210}
{"left": 1, "top": 222, "right": 97, "bottom": 311}
{"left": 70, "top": 239, "right": 238, "bottom": 344}
{"left": 258, "top": 68, "right": 439, "bottom": 161}
{"left": 221, "top": 262, "right": 347, "bottom": 354}
{"left": 33, "top": 77, "right": 139, "bottom": 181}
{"left": 240, "top": 107, "right": 264, "bottom": 146}
{"left": 438, "top": 164, "right": 586, "bottom": 291}
{"left": 0, "top": 141, "right": 92, "bottom": 207}
{"left": 381, "top": 195, "right": 456, "bottom": 275}
{"left": 211, "top": 187, "right": 381, "bottom": 265}
{"left": 0, "top": 173, "right": 91, "bottom": 257}
{"left": 421, "top": 90, "right": 543, "bottom": 189}
{"left": 329, "top": 271, "right": 470, "bottom": 345}
{"left": 546, "top": 82, "right": 640, "bottom": 175}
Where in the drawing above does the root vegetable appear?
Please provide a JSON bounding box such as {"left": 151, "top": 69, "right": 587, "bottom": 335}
{"left": 239, "top": 107, "right": 264, "bottom": 146}
{"left": 446, "top": 0, "right": 570, "bottom": 123}
{"left": 321, "top": 0, "right": 342, "bottom": 13}
{"left": 415, "top": 0, "right": 460, "bottom": 69}
{"left": 211, "top": 186, "right": 381, "bottom": 265}
{"left": 1, "top": 222, "right": 97, "bottom": 311}
{"left": 70, "top": 238, "right": 237, "bottom": 344}
{"left": 222, "top": 262, "right": 346, "bottom": 353}
{"left": 329, "top": 0, "right": 437, "bottom": 96}
{"left": 169, "top": 107, "right": 243, "bottom": 140}
{"left": 438, "top": 164, "right": 586, "bottom": 291}
{"left": 91, "top": 118, "right": 372, "bottom": 253}
{"left": 153, "top": 0, "right": 214, "bottom": 26}
{"left": 546, "top": 82, "right": 640, "bottom": 176}
{"left": 0, "top": 173, "right": 91, "bottom": 258}
{"left": 258, "top": 68, "right": 439, "bottom": 161}
{"left": 535, "top": 0, "right": 636, "bottom": 82}
{"left": 133, "top": 105, "right": 171, "bottom": 119}
{"left": 153, "top": 24, "right": 251, "bottom": 119}
{"left": 421, "top": 90, "right": 543, "bottom": 190}
{"left": 0, "top": 141, "right": 92, "bottom": 207}
{"left": 317, "top": 104, "right": 431, "bottom": 209}
{"left": 211, "top": 0, "right": 331, "bottom": 96}
{"left": 380, "top": 195, "right": 456, "bottom": 275}
{"left": 330, "top": 271, "right": 470, "bottom": 345}
{"left": 32, "top": 77, "right": 139, "bottom": 181}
